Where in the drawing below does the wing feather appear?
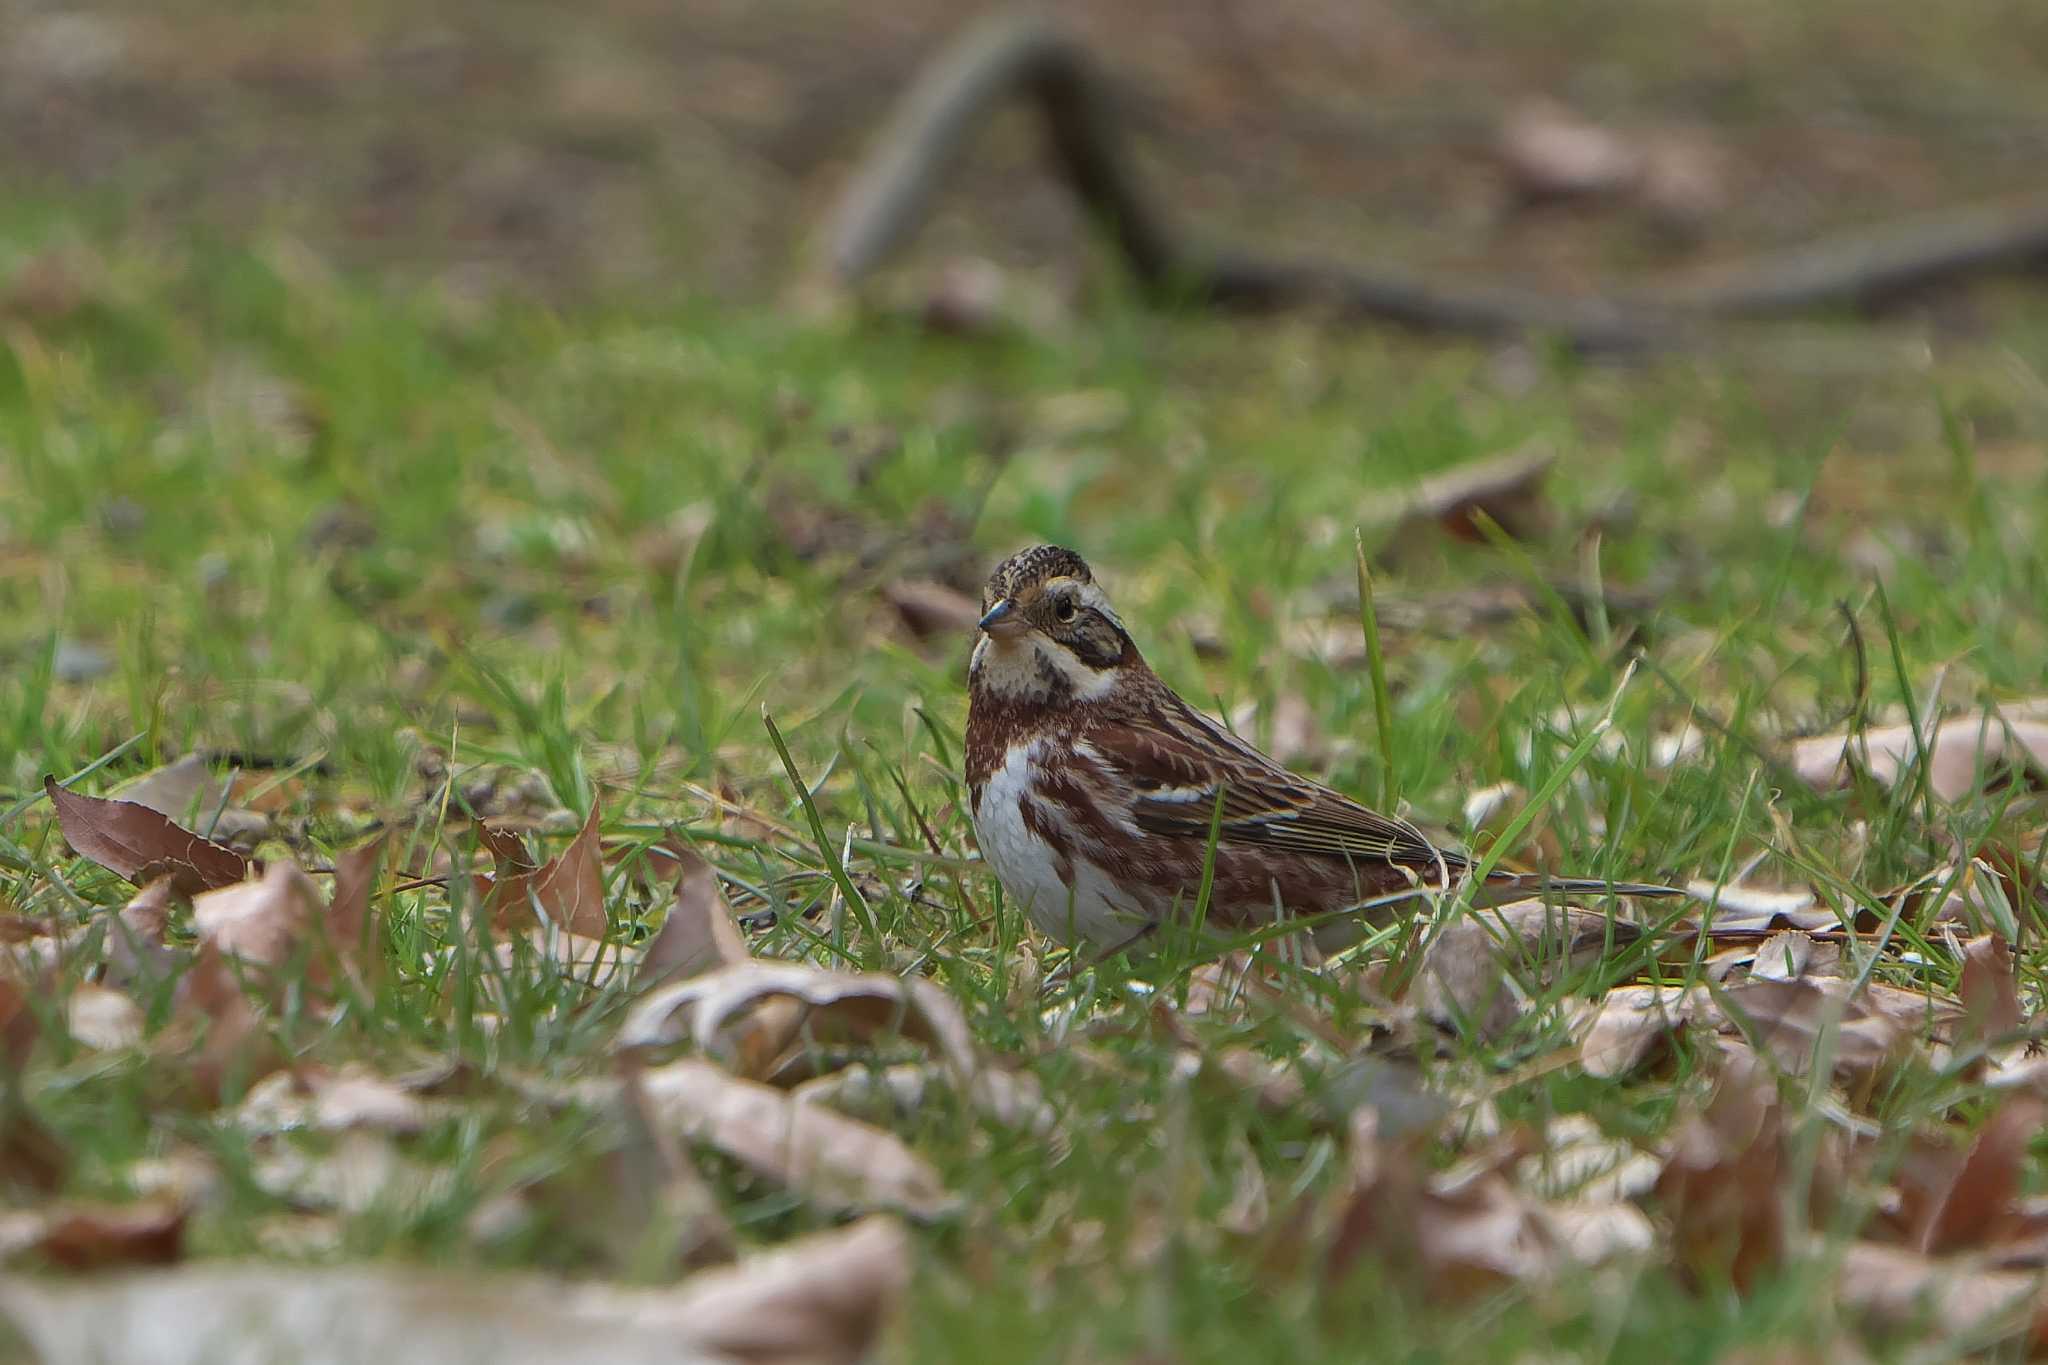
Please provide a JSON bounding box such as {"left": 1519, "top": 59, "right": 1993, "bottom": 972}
{"left": 1084, "top": 695, "right": 1460, "bottom": 872}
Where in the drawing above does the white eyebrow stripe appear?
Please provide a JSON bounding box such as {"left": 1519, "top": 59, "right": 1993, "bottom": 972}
{"left": 1074, "top": 581, "right": 1123, "bottom": 629}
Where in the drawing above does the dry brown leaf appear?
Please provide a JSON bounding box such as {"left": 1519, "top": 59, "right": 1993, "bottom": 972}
{"left": 639, "top": 837, "right": 751, "bottom": 983}
{"left": 254, "top": 1131, "right": 453, "bottom": 1216}
{"left": 166, "top": 941, "right": 283, "bottom": 1104}
{"left": 1655, "top": 1053, "right": 1787, "bottom": 1290}
{"left": 191, "top": 861, "right": 324, "bottom": 971}
{"left": 0, "top": 1213, "right": 906, "bottom": 1365}
{"left": 1685, "top": 879, "right": 1840, "bottom": 933}
{"left": 1790, "top": 712, "right": 2048, "bottom": 803}
{"left": 883, "top": 579, "right": 981, "bottom": 641}
{"left": 608, "top": 1054, "right": 735, "bottom": 1270}
{"left": 0, "top": 977, "right": 65, "bottom": 1196}
{"left": 1898, "top": 1101, "right": 2045, "bottom": 1255}
{"left": 620, "top": 961, "right": 977, "bottom": 1086}
{"left": 595, "top": 1214, "right": 909, "bottom": 1364}
{"left": 1747, "top": 928, "right": 1841, "bottom": 982}
{"left": 496, "top": 925, "right": 637, "bottom": 988}
{"left": 793, "top": 1060, "right": 1057, "bottom": 1135}
{"left": 1498, "top": 99, "right": 1643, "bottom": 202}
{"left": 637, "top": 1058, "right": 956, "bottom": 1219}
{"left": 1958, "top": 934, "right": 2023, "bottom": 1046}
{"left": 327, "top": 834, "right": 386, "bottom": 975}
{"left": 483, "top": 801, "right": 608, "bottom": 938}
{"left": 114, "top": 755, "right": 265, "bottom": 840}
{"left": 1835, "top": 1241, "right": 2039, "bottom": 1339}
{"left": 0, "top": 1266, "right": 723, "bottom": 1365}
{"left": 1417, "top": 900, "right": 1639, "bottom": 1039}
{"left": 236, "top": 1065, "right": 431, "bottom": 1136}
{"left": 1716, "top": 977, "right": 1905, "bottom": 1081}
{"left": 1515, "top": 1115, "right": 1662, "bottom": 1204}
{"left": 1325, "top": 1116, "right": 1569, "bottom": 1295}
{"left": 1575, "top": 984, "right": 1712, "bottom": 1079}
{"left": 65, "top": 984, "right": 143, "bottom": 1051}
{"left": 1363, "top": 442, "right": 1558, "bottom": 553}
{"left": 28, "top": 1198, "right": 186, "bottom": 1271}
{"left": 44, "top": 776, "right": 249, "bottom": 894}
{"left": 104, "top": 877, "right": 180, "bottom": 988}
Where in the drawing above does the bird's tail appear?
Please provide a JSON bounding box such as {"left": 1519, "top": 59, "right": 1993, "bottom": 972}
{"left": 1479, "top": 872, "right": 1689, "bottom": 902}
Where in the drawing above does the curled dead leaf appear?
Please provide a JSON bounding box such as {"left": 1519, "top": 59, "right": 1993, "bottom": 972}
{"left": 1654, "top": 1053, "right": 1787, "bottom": 1290}
{"left": 1717, "top": 976, "right": 1905, "bottom": 1081}
{"left": 1790, "top": 712, "right": 2048, "bottom": 803}
{"left": 1416, "top": 900, "right": 1640, "bottom": 1039}
{"left": 882, "top": 579, "right": 981, "bottom": 641}
{"left": 104, "top": 877, "right": 180, "bottom": 988}
{"left": 639, "top": 837, "right": 751, "bottom": 984}
{"left": 0, "top": 1215, "right": 908, "bottom": 1365}
{"left": 482, "top": 801, "right": 608, "bottom": 938}
{"left": 64, "top": 984, "right": 143, "bottom": 1051}
{"left": 237, "top": 1065, "right": 432, "bottom": 1136}
{"left": 637, "top": 1058, "right": 957, "bottom": 1219}
{"left": 620, "top": 961, "right": 977, "bottom": 1086}
{"left": 44, "top": 777, "right": 249, "bottom": 894}
{"left": 191, "top": 861, "right": 324, "bottom": 971}
{"left": 1574, "top": 984, "right": 1711, "bottom": 1079}
{"left": 793, "top": 1060, "right": 1057, "bottom": 1135}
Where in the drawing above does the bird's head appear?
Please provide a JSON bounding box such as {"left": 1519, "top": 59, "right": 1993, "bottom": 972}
{"left": 970, "top": 545, "right": 1138, "bottom": 702}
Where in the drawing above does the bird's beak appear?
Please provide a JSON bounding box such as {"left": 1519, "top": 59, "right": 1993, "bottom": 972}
{"left": 977, "top": 598, "right": 1024, "bottom": 637}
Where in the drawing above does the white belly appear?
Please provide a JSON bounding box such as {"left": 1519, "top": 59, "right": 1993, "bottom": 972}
{"left": 974, "top": 740, "right": 1151, "bottom": 948}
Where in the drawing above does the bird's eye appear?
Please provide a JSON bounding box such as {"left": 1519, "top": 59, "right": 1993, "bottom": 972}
{"left": 1054, "top": 598, "right": 1077, "bottom": 623}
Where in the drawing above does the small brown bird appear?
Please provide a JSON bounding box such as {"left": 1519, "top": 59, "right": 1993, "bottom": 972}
{"left": 963, "top": 545, "right": 1681, "bottom": 953}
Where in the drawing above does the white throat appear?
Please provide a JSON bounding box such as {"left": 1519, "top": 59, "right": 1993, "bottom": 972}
{"left": 971, "top": 633, "right": 1120, "bottom": 702}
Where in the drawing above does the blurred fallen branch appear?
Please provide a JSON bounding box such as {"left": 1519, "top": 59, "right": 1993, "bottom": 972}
{"left": 819, "top": 10, "right": 2048, "bottom": 350}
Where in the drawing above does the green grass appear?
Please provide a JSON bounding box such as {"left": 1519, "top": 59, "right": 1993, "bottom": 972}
{"left": 4, "top": 201, "right": 2048, "bottom": 1361}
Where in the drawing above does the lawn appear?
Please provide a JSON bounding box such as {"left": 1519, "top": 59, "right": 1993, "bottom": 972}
{"left": 3, "top": 190, "right": 2048, "bottom": 1362}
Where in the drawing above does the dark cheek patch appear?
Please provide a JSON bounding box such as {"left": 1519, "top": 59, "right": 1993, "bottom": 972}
{"left": 1073, "top": 622, "right": 1125, "bottom": 669}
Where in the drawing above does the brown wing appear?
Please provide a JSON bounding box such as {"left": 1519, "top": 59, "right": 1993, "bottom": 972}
{"left": 1084, "top": 693, "right": 1462, "bottom": 873}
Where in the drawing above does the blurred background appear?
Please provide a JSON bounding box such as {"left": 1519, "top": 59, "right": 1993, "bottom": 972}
{"left": 9, "top": 0, "right": 2048, "bottom": 312}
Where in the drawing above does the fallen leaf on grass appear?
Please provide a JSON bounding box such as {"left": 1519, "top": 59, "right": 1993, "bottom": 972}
{"left": 793, "top": 1061, "right": 1057, "bottom": 1135}
{"left": 1497, "top": 100, "right": 1642, "bottom": 202}
{"left": 1325, "top": 1116, "right": 1604, "bottom": 1296}
{"left": 639, "top": 838, "right": 751, "bottom": 983}
{"left": 44, "top": 777, "right": 249, "bottom": 894}
{"left": 236, "top": 1065, "right": 431, "bottom": 1136}
{"left": 104, "top": 878, "right": 179, "bottom": 988}
{"left": 1574, "top": 984, "right": 1712, "bottom": 1078}
{"left": 21, "top": 1198, "right": 186, "bottom": 1271}
{"left": 1835, "top": 1242, "right": 2040, "bottom": 1341}
{"left": 1790, "top": 712, "right": 2048, "bottom": 803}
{"left": 481, "top": 801, "right": 608, "bottom": 938}
{"left": 327, "top": 834, "right": 386, "bottom": 975}
{"left": 620, "top": 961, "right": 977, "bottom": 1086}
{"left": 192, "top": 861, "right": 324, "bottom": 971}
{"left": 1654, "top": 1053, "right": 1787, "bottom": 1290}
{"left": 1515, "top": 1115, "right": 1662, "bottom": 1204}
{"left": 165, "top": 943, "right": 283, "bottom": 1105}
{"left": 1415, "top": 900, "right": 1641, "bottom": 1038}
{"left": 583, "top": 1214, "right": 908, "bottom": 1365}
{"left": 637, "top": 1058, "right": 957, "bottom": 1219}
{"left": 1898, "top": 1101, "right": 2043, "bottom": 1255}
{"left": 0, "top": 1215, "right": 907, "bottom": 1365}
{"left": 115, "top": 755, "right": 266, "bottom": 841}
{"left": 64, "top": 984, "right": 143, "bottom": 1051}
{"left": 1717, "top": 977, "right": 1904, "bottom": 1081}
{"left": 1957, "top": 934, "right": 2023, "bottom": 1045}
{"left": 254, "top": 1131, "right": 454, "bottom": 1217}
{"left": 882, "top": 579, "right": 981, "bottom": 641}
{"left": 1362, "top": 441, "right": 1557, "bottom": 550}
{"left": 1684, "top": 879, "right": 1840, "bottom": 933}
